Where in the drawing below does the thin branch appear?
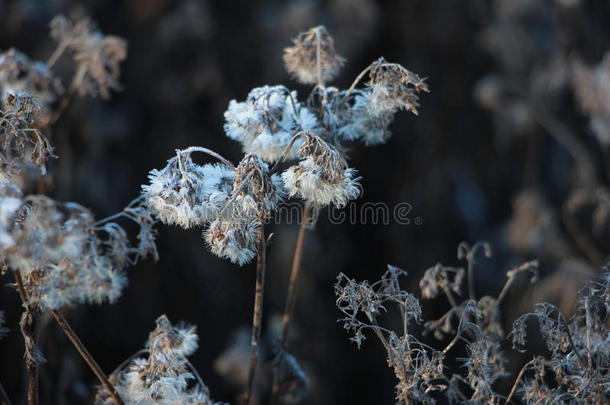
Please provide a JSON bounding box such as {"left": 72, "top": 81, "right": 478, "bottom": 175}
{"left": 49, "top": 310, "right": 125, "bottom": 405}
{"left": 496, "top": 261, "right": 538, "bottom": 306}
{"left": 270, "top": 205, "right": 312, "bottom": 405}
{"left": 244, "top": 228, "right": 267, "bottom": 405}
{"left": 0, "top": 380, "right": 11, "bottom": 405}
{"left": 505, "top": 360, "right": 534, "bottom": 404}
{"left": 179, "top": 146, "right": 236, "bottom": 170}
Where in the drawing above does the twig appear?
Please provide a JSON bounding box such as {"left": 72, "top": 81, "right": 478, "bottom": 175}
{"left": 49, "top": 310, "right": 125, "bottom": 405}
{"left": 496, "top": 261, "right": 538, "bottom": 306}
{"left": 505, "top": 360, "right": 534, "bottom": 404}
{"left": 244, "top": 228, "right": 267, "bottom": 405}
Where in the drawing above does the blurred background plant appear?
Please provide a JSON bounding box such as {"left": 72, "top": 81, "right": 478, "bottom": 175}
{"left": 0, "top": 0, "right": 609, "bottom": 404}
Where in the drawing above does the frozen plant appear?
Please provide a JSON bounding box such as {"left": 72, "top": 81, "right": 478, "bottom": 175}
{"left": 3, "top": 192, "right": 155, "bottom": 311}
{"left": 508, "top": 272, "right": 610, "bottom": 404}
{"left": 142, "top": 152, "right": 235, "bottom": 229}
{"left": 95, "top": 315, "right": 224, "bottom": 405}
{"left": 336, "top": 243, "right": 539, "bottom": 404}
{"left": 224, "top": 85, "right": 318, "bottom": 162}
{"left": 282, "top": 133, "right": 360, "bottom": 208}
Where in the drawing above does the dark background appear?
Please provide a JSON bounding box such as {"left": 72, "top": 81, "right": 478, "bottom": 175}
{"left": 1, "top": 0, "right": 609, "bottom": 404}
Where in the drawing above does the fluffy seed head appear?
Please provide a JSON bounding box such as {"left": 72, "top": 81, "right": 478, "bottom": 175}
{"left": 282, "top": 135, "right": 360, "bottom": 208}
{"left": 204, "top": 218, "right": 259, "bottom": 265}
{"left": 283, "top": 26, "right": 345, "bottom": 85}
{"left": 366, "top": 57, "right": 429, "bottom": 117}
{"left": 142, "top": 154, "right": 234, "bottom": 229}
{"left": 224, "top": 85, "right": 318, "bottom": 162}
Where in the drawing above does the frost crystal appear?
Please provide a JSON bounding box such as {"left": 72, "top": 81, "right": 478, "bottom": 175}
{"left": 282, "top": 135, "right": 360, "bottom": 207}
{"left": 143, "top": 155, "right": 234, "bottom": 229}
{"left": 224, "top": 85, "right": 318, "bottom": 162}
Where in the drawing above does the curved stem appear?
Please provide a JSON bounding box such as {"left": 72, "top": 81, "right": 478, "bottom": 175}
{"left": 178, "top": 146, "right": 236, "bottom": 170}
{"left": 49, "top": 310, "right": 125, "bottom": 405}
{"left": 340, "top": 65, "right": 373, "bottom": 104}
{"left": 269, "top": 131, "right": 311, "bottom": 173}
{"left": 505, "top": 360, "right": 534, "bottom": 404}
{"left": 244, "top": 228, "right": 267, "bottom": 405}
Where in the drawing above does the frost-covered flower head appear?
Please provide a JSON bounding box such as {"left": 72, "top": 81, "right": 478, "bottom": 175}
{"left": 366, "top": 57, "right": 429, "bottom": 117}
{"left": 224, "top": 85, "right": 318, "bottom": 162}
{"left": 228, "top": 153, "right": 284, "bottom": 219}
{"left": 282, "top": 134, "right": 360, "bottom": 208}
{"left": 283, "top": 25, "right": 345, "bottom": 85}
{"left": 96, "top": 315, "right": 223, "bottom": 405}
{"left": 0, "top": 48, "right": 64, "bottom": 109}
{"left": 142, "top": 150, "right": 235, "bottom": 229}
{"left": 0, "top": 91, "right": 55, "bottom": 178}
{"left": 202, "top": 153, "right": 283, "bottom": 265}
{"left": 4, "top": 194, "right": 153, "bottom": 310}
{"left": 204, "top": 218, "right": 259, "bottom": 266}
{"left": 50, "top": 15, "right": 127, "bottom": 99}
{"left": 324, "top": 88, "right": 394, "bottom": 145}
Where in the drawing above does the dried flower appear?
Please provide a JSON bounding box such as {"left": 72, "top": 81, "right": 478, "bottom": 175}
{"left": 366, "top": 57, "right": 429, "bottom": 117}
{"left": 332, "top": 89, "right": 394, "bottom": 145}
{"left": 142, "top": 154, "right": 234, "bottom": 229}
{"left": 96, "top": 315, "right": 223, "bottom": 405}
{"left": 50, "top": 15, "right": 127, "bottom": 99}
{"left": 224, "top": 85, "right": 318, "bottom": 162}
{"left": 0, "top": 91, "right": 55, "bottom": 177}
{"left": 3, "top": 193, "right": 153, "bottom": 310}
{"left": 283, "top": 26, "right": 345, "bottom": 85}
{"left": 0, "top": 48, "right": 64, "bottom": 109}
{"left": 204, "top": 218, "right": 259, "bottom": 265}
{"left": 282, "top": 134, "right": 360, "bottom": 207}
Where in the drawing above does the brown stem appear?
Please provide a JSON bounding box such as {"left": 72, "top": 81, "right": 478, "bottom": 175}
{"left": 49, "top": 310, "right": 125, "bottom": 405}
{"left": 505, "top": 360, "right": 534, "bottom": 404}
{"left": 244, "top": 228, "right": 267, "bottom": 405}
{"left": 270, "top": 206, "right": 311, "bottom": 405}
{"left": 0, "top": 380, "right": 11, "bottom": 405}
{"left": 13, "top": 272, "right": 39, "bottom": 405}
{"left": 496, "top": 261, "right": 538, "bottom": 306}
{"left": 279, "top": 205, "right": 312, "bottom": 346}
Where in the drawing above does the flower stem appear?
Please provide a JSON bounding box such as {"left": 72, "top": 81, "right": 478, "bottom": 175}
{"left": 270, "top": 205, "right": 311, "bottom": 404}
{"left": 244, "top": 228, "right": 267, "bottom": 405}
{"left": 49, "top": 310, "right": 125, "bottom": 405}
{"left": 13, "top": 272, "right": 38, "bottom": 405}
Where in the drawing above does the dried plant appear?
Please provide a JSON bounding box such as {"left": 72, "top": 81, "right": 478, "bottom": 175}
{"left": 49, "top": 15, "right": 127, "bottom": 99}
{"left": 95, "top": 315, "right": 224, "bottom": 405}
{"left": 0, "top": 91, "right": 54, "bottom": 178}
{"left": 283, "top": 26, "right": 345, "bottom": 85}
{"left": 335, "top": 243, "right": 540, "bottom": 405}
